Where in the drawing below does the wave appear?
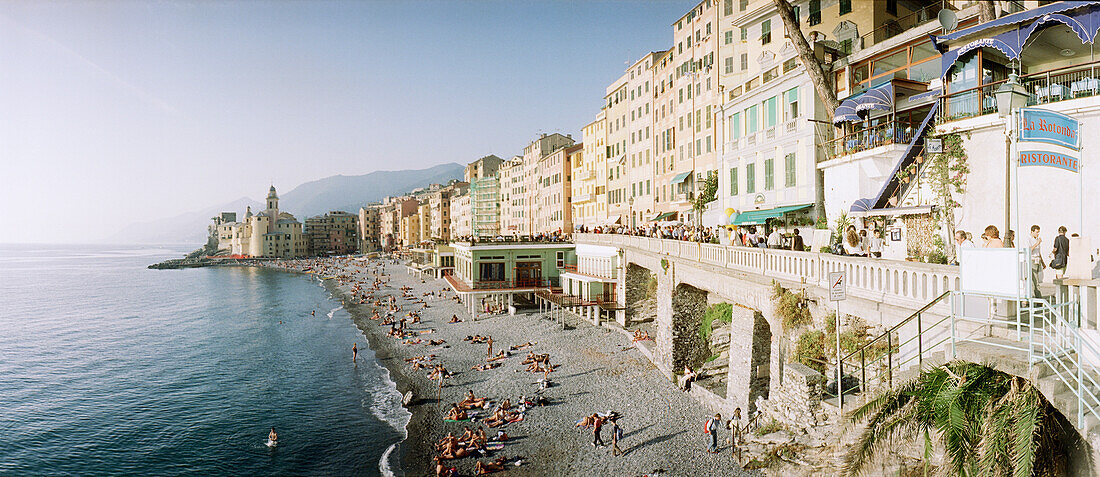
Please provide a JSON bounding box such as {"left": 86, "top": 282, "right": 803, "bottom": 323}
{"left": 366, "top": 357, "right": 410, "bottom": 477}
{"left": 326, "top": 306, "right": 340, "bottom": 319}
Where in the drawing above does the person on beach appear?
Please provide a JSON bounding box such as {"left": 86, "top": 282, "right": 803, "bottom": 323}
{"left": 592, "top": 414, "right": 605, "bottom": 447}
{"left": 705, "top": 413, "right": 721, "bottom": 453}
{"left": 487, "top": 336, "right": 494, "bottom": 359}
{"left": 352, "top": 342, "right": 358, "bottom": 363}
{"left": 610, "top": 416, "right": 623, "bottom": 456}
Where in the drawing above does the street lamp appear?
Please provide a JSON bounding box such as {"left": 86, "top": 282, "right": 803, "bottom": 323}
{"left": 994, "top": 73, "right": 1031, "bottom": 247}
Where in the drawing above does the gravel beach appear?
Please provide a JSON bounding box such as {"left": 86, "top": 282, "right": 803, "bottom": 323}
{"left": 277, "top": 257, "right": 756, "bottom": 477}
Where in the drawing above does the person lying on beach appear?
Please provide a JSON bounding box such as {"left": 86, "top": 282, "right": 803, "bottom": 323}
{"left": 509, "top": 342, "right": 536, "bottom": 351}
{"left": 486, "top": 351, "right": 509, "bottom": 362}
{"left": 483, "top": 407, "right": 519, "bottom": 428}
{"left": 575, "top": 413, "right": 599, "bottom": 428}
{"left": 521, "top": 352, "right": 541, "bottom": 364}
{"left": 435, "top": 432, "right": 457, "bottom": 452}
{"left": 466, "top": 335, "right": 489, "bottom": 343}
{"left": 474, "top": 456, "right": 508, "bottom": 475}
{"left": 402, "top": 338, "right": 422, "bottom": 345}
{"left": 632, "top": 329, "right": 652, "bottom": 342}
{"left": 458, "top": 390, "right": 488, "bottom": 410}
{"left": 448, "top": 315, "right": 462, "bottom": 324}
{"left": 428, "top": 339, "right": 446, "bottom": 346}
{"left": 498, "top": 398, "right": 511, "bottom": 410}
{"left": 429, "top": 365, "right": 451, "bottom": 380}
{"left": 471, "top": 362, "right": 502, "bottom": 371}
{"left": 433, "top": 457, "right": 457, "bottom": 477}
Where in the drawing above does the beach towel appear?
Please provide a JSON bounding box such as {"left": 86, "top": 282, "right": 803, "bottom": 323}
{"left": 486, "top": 443, "right": 504, "bottom": 451}
{"left": 443, "top": 418, "right": 471, "bottom": 422}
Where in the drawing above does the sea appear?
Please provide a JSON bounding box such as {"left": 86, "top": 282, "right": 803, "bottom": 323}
{"left": 0, "top": 244, "right": 410, "bottom": 476}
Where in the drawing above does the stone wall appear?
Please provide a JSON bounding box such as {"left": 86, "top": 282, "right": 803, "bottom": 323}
{"left": 748, "top": 311, "right": 773, "bottom": 414}
{"left": 624, "top": 263, "right": 652, "bottom": 325}
{"left": 671, "top": 283, "right": 709, "bottom": 372}
{"left": 755, "top": 362, "right": 825, "bottom": 433}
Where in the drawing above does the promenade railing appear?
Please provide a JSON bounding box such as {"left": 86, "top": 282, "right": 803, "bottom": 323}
{"left": 575, "top": 233, "right": 960, "bottom": 309}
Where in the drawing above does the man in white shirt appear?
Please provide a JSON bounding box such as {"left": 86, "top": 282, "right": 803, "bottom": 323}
{"left": 766, "top": 228, "right": 783, "bottom": 248}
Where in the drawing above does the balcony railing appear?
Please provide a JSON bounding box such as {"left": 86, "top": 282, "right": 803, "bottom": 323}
{"left": 941, "top": 60, "right": 1100, "bottom": 122}
{"left": 575, "top": 233, "right": 960, "bottom": 308}
{"left": 828, "top": 120, "right": 916, "bottom": 158}
{"left": 470, "top": 278, "right": 553, "bottom": 290}
{"left": 859, "top": 3, "right": 946, "bottom": 47}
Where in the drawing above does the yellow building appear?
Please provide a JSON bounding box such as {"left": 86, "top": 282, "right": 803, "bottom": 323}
{"left": 212, "top": 186, "right": 305, "bottom": 258}
{"left": 574, "top": 111, "right": 607, "bottom": 229}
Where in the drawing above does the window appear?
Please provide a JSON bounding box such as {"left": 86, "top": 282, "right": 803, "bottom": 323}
{"left": 746, "top": 105, "right": 759, "bottom": 133}
{"left": 741, "top": 53, "right": 749, "bottom": 71}
{"left": 761, "top": 20, "right": 771, "bottom": 44}
{"left": 886, "top": 0, "right": 897, "bottom": 15}
{"left": 725, "top": 56, "right": 734, "bottom": 74}
{"left": 695, "top": 109, "right": 701, "bottom": 132}
{"left": 729, "top": 167, "right": 738, "bottom": 195}
{"left": 706, "top": 135, "right": 712, "bottom": 153}
{"left": 725, "top": 30, "right": 733, "bottom": 45}
{"left": 840, "top": 0, "right": 851, "bottom": 15}
{"left": 784, "top": 88, "right": 799, "bottom": 120}
{"left": 724, "top": 0, "right": 733, "bottom": 15}
{"left": 809, "top": 0, "right": 821, "bottom": 25}
{"left": 705, "top": 106, "right": 712, "bottom": 129}
{"left": 730, "top": 112, "right": 741, "bottom": 139}
{"left": 740, "top": 26, "right": 747, "bottom": 41}
{"left": 839, "top": 39, "right": 853, "bottom": 55}
{"left": 739, "top": 0, "right": 748, "bottom": 11}
{"left": 763, "top": 67, "right": 779, "bottom": 83}
{"left": 764, "top": 158, "right": 774, "bottom": 190}
{"left": 785, "top": 153, "right": 796, "bottom": 187}
{"left": 706, "top": 23, "right": 712, "bottom": 36}
{"left": 783, "top": 58, "right": 798, "bottom": 73}
{"left": 764, "top": 96, "right": 778, "bottom": 128}
{"left": 746, "top": 162, "right": 756, "bottom": 193}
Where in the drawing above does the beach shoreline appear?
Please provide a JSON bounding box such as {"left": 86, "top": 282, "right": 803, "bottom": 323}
{"left": 267, "top": 257, "right": 756, "bottom": 477}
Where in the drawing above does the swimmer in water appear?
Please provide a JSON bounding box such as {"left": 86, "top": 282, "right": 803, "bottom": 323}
{"left": 352, "top": 342, "right": 358, "bottom": 362}
{"left": 269, "top": 427, "right": 278, "bottom": 442}
{"left": 311, "top": 310, "right": 315, "bottom": 316}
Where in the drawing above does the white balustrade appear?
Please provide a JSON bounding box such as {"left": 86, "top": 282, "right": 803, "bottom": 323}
{"left": 573, "top": 233, "right": 961, "bottom": 306}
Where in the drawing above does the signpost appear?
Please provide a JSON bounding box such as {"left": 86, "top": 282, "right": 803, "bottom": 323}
{"left": 829, "top": 271, "right": 846, "bottom": 412}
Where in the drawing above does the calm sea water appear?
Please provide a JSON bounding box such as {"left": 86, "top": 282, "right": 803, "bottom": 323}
{"left": 0, "top": 244, "right": 409, "bottom": 476}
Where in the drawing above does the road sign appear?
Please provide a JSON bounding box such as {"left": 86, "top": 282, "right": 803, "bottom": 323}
{"left": 829, "top": 271, "right": 847, "bottom": 301}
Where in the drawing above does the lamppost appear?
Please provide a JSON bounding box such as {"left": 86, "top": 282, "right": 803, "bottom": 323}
{"left": 995, "top": 73, "right": 1030, "bottom": 238}
{"left": 994, "top": 72, "right": 1031, "bottom": 299}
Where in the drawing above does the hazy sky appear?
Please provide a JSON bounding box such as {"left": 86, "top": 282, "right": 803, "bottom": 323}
{"left": 0, "top": 0, "right": 691, "bottom": 243}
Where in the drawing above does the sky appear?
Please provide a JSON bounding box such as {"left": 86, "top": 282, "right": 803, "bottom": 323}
{"left": 0, "top": 0, "right": 694, "bottom": 243}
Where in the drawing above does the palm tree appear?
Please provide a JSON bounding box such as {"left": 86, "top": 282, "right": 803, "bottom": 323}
{"left": 844, "top": 361, "right": 1070, "bottom": 477}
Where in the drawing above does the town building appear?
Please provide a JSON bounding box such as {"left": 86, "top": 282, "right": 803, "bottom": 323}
{"left": 358, "top": 205, "right": 382, "bottom": 252}
{"left": 451, "top": 189, "right": 472, "bottom": 239}
{"left": 447, "top": 238, "right": 576, "bottom": 316}
{"left": 534, "top": 143, "right": 579, "bottom": 234}
{"left": 465, "top": 155, "right": 503, "bottom": 238}
{"left": 499, "top": 156, "right": 526, "bottom": 236}
{"left": 213, "top": 186, "right": 306, "bottom": 258}
{"left": 304, "top": 210, "right": 360, "bottom": 256}
{"left": 574, "top": 111, "right": 607, "bottom": 229}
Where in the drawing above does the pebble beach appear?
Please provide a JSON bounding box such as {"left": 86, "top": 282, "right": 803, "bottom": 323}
{"left": 271, "top": 256, "right": 756, "bottom": 477}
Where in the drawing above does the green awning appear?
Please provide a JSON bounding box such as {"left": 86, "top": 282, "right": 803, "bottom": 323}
{"left": 669, "top": 171, "right": 693, "bottom": 185}
{"left": 732, "top": 204, "right": 813, "bottom": 225}
{"left": 650, "top": 212, "right": 678, "bottom": 221}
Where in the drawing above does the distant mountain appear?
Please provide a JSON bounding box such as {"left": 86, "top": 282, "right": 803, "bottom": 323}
{"left": 279, "top": 162, "right": 465, "bottom": 218}
{"left": 111, "top": 163, "right": 465, "bottom": 245}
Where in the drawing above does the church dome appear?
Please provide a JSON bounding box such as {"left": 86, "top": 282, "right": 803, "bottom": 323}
{"left": 267, "top": 186, "right": 278, "bottom": 199}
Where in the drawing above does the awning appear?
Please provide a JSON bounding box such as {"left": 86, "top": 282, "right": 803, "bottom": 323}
{"left": 854, "top": 82, "right": 893, "bottom": 113}
{"left": 651, "top": 211, "right": 678, "bottom": 221}
{"left": 935, "top": 2, "right": 1100, "bottom": 78}
{"left": 833, "top": 82, "right": 894, "bottom": 123}
{"left": 669, "top": 171, "right": 693, "bottom": 185}
{"left": 600, "top": 215, "right": 622, "bottom": 226}
{"left": 849, "top": 198, "right": 875, "bottom": 213}
{"left": 732, "top": 204, "right": 812, "bottom": 225}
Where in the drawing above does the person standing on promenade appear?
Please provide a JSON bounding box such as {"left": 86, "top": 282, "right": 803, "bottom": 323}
{"left": 610, "top": 416, "right": 623, "bottom": 456}
{"left": 1051, "top": 226, "right": 1070, "bottom": 278}
{"left": 352, "top": 343, "right": 358, "bottom": 363}
{"left": 1028, "top": 225, "right": 1046, "bottom": 297}
{"left": 592, "top": 415, "right": 605, "bottom": 447}
{"left": 705, "top": 413, "right": 721, "bottom": 453}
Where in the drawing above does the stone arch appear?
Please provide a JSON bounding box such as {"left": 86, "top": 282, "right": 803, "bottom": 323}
{"left": 670, "top": 283, "right": 709, "bottom": 372}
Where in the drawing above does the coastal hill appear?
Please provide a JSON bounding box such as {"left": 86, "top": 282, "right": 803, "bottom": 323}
{"left": 112, "top": 163, "right": 464, "bottom": 244}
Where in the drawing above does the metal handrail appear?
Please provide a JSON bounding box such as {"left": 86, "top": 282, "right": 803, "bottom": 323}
{"left": 1025, "top": 297, "right": 1100, "bottom": 429}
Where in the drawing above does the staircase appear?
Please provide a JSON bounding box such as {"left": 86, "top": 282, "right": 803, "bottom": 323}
{"left": 841, "top": 290, "right": 1100, "bottom": 435}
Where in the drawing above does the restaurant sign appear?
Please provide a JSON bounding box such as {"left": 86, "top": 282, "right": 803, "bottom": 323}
{"left": 1018, "top": 108, "right": 1080, "bottom": 173}
{"left": 1019, "top": 107, "right": 1079, "bottom": 150}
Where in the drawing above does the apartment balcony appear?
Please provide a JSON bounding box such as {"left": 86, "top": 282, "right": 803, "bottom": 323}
{"left": 940, "top": 61, "right": 1100, "bottom": 123}
{"left": 573, "top": 193, "right": 594, "bottom": 204}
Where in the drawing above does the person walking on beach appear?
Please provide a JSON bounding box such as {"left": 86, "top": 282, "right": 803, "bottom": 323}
{"left": 704, "top": 413, "right": 721, "bottom": 453}
{"left": 352, "top": 342, "right": 358, "bottom": 363}
{"left": 487, "top": 336, "right": 494, "bottom": 360}
{"left": 610, "top": 416, "right": 623, "bottom": 456}
{"left": 592, "top": 415, "right": 605, "bottom": 447}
